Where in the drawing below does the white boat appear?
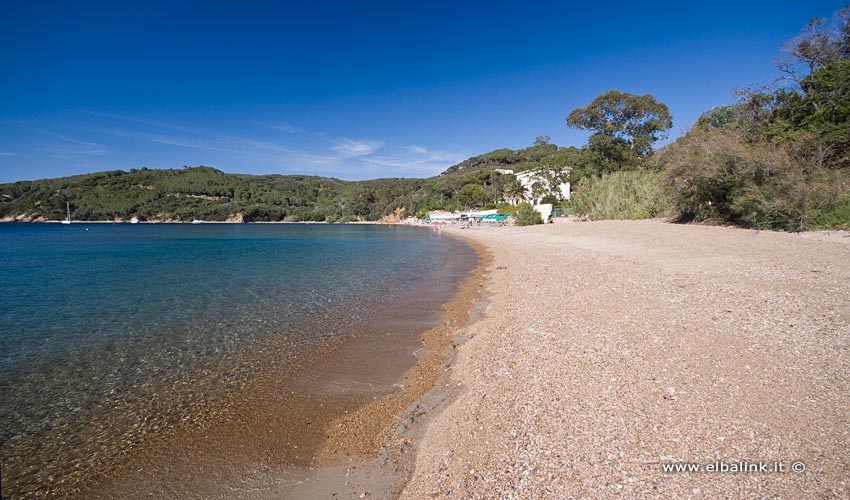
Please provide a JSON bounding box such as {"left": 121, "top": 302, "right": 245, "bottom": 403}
{"left": 61, "top": 202, "right": 72, "bottom": 224}
{"left": 129, "top": 217, "right": 139, "bottom": 224}
{"left": 191, "top": 219, "right": 204, "bottom": 224}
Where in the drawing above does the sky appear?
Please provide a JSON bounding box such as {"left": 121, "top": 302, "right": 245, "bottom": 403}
{"left": 0, "top": 0, "right": 845, "bottom": 183}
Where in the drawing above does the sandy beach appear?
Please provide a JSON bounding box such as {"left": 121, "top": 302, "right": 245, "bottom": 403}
{"left": 26, "top": 220, "right": 847, "bottom": 499}
{"left": 398, "top": 220, "right": 850, "bottom": 499}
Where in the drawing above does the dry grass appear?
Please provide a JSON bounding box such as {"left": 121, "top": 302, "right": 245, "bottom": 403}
{"left": 570, "top": 170, "right": 672, "bottom": 220}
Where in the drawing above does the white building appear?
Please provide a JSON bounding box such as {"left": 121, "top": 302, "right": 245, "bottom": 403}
{"left": 496, "top": 167, "right": 571, "bottom": 205}
{"left": 426, "top": 209, "right": 499, "bottom": 221}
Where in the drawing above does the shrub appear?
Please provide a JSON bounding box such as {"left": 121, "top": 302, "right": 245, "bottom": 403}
{"left": 514, "top": 203, "right": 543, "bottom": 226}
{"left": 660, "top": 127, "right": 850, "bottom": 230}
{"left": 570, "top": 170, "right": 672, "bottom": 220}
{"left": 814, "top": 194, "right": 850, "bottom": 229}
{"left": 496, "top": 203, "right": 520, "bottom": 214}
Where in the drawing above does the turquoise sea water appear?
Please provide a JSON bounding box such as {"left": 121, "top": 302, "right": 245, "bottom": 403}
{"left": 0, "top": 223, "right": 474, "bottom": 497}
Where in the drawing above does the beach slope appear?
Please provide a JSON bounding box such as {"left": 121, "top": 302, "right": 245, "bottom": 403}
{"left": 403, "top": 220, "right": 850, "bottom": 499}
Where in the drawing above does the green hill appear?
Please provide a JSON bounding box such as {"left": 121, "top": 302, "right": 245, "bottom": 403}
{"left": 441, "top": 143, "right": 582, "bottom": 177}
{"left": 0, "top": 144, "right": 576, "bottom": 223}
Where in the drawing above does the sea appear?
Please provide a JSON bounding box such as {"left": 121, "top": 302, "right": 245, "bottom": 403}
{"left": 0, "top": 223, "right": 476, "bottom": 498}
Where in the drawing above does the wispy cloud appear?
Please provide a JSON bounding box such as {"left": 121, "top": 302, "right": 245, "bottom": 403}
{"left": 0, "top": 118, "right": 108, "bottom": 157}
{"left": 82, "top": 111, "right": 388, "bottom": 167}
{"left": 85, "top": 112, "right": 299, "bottom": 158}
{"left": 49, "top": 147, "right": 109, "bottom": 158}
{"left": 0, "top": 151, "right": 15, "bottom": 157}
{"left": 49, "top": 134, "right": 107, "bottom": 156}
{"left": 406, "top": 145, "right": 463, "bottom": 163}
{"left": 331, "top": 138, "right": 383, "bottom": 157}
{"left": 80, "top": 110, "right": 201, "bottom": 135}
{"left": 148, "top": 136, "right": 211, "bottom": 149}
{"left": 52, "top": 134, "right": 99, "bottom": 147}
{"left": 68, "top": 110, "right": 462, "bottom": 178}
{"left": 1, "top": 119, "right": 87, "bottom": 144}
{"left": 271, "top": 122, "right": 305, "bottom": 134}
{"left": 361, "top": 145, "right": 466, "bottom": 177}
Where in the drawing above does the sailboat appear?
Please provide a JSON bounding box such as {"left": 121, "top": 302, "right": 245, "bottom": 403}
{"left": 61, "top": 202, "right": 72, "bottom": 224}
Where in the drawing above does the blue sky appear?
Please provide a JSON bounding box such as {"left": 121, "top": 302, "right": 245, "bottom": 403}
{"left": 0, "top": 1, "right": 845, "bottom": 183}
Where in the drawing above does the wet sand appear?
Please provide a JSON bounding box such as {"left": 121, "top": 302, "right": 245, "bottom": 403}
{"left": 77, "top": 234, "right": 483, "bottom": 499}
{"left": 27, "top": 219, "right": 848, "bottom": 499}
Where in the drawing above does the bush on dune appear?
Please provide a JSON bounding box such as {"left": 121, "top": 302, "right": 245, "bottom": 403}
{"left": 660, "top": 123, "right": 850, "bottom": 231}
{"left": 571, "top": 170, "right": 673, "bottom": 220}
{"left": 513, "top": 203, "right": 544, "bottom": 226}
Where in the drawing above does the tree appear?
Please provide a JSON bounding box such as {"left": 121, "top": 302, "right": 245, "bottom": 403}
{"left": 841, "top": 6, "right": 850, "bottom": 59}
{"left": 504, "top": 179, "right": 527, "bottom": 205}
{"left": 775, "top": 6, "right": 850, "bottom": 92}
{"left": 696, "top": 104, "right": 747, "bottom": 130}
{"left": 786, "top": 60, "right": 850, "bottom": 168}
{"left": 349, "top": 188, "right": 375, "bottom": 219}
{"left": 567, "top": 90, "right": 672, "bottom": 171}
{"left": 457, "top": 183, "right": 488, "bottom": 209}
{"left": 528, "top": 165, "right": 571, "bottom": 201}
{"left": 531, "top": 181, "right": 546, "bottom": 203}
{"left": 514, "top": 203, "right": 543, "bottom": 226}
{"left": 534, "top": 135, "right": 551, "bottom": 146}
{"left": 784, "top": 18, "right": 840, "bottom": 77}
{"left": 658, "top": 5, "right": 850, "bottom": 231}
{"left": 488, "top": 171, "right": 506, "bottom": 204}
{"left": 740, "top": 6, "right": 850, "bottom": 170}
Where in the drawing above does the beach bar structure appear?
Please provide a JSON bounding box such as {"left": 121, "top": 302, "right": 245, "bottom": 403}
{"left": 426, "top": 209, "right": 499, "bottom": 222}
{"left": 424, "top": 209, "right": 511, "bottom": 226}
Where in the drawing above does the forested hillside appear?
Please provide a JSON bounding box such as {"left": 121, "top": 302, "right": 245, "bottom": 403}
{"left": 567, "top": 6, "right": 849, "bottom": 230}
{"left": 4, "top": 8, "right": 847, "bottom": 229}
{"left": 660, "top": 7, "right": 850, "bottom": 230}
{"left": 442, "top": 141, "right": 582, "bottom": 177}
{"left": 0, "top": 143, "right": 575, "bottom": 222}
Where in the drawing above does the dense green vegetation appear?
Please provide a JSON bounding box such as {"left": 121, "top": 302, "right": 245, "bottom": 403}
{"left": 442, "top": 142, "right": 582, "bottom": 177}
{"left": 513, "top": 203, "right": 544, "bottom": 226}
{"left": 659, "top": 7, "right": 850, "bottom": 230}
{"left": 567, "top": 90, "right": 672, "bottom": 174}
{"left": 3, "top": 8, "right": 847, "bottom": 230}
{"left": 0, "top": 143, "right": 574, "bottom": 222}
{"left": 557, "top": 90, "right": 675, "bottom": 220}
{"left": 566, "top": 6, "right": 849, "bottom": 230}
{"left": 571, "top": 170, "right": 672, "bottom": 220}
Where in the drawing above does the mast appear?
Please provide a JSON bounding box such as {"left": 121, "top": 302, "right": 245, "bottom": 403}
{"left": 62, "top": 202, "right": 72, "bottom": 224}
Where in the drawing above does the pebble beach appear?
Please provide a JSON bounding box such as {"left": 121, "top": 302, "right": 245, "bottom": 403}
{"left": 30, "top": 219, "right": 847, "bottom": 499}
{"left": 400, "top": 219, "right": 850, "bottom": 499}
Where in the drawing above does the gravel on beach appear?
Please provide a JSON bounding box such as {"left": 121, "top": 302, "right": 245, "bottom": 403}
{"left": 401, "top": 220, "right": 850, "bottom": 499}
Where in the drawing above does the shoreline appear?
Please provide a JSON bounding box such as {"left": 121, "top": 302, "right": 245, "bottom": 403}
{"left": 76, "top": 229, "right": 485, "bottom": 499}
{"left": 400, "top": 219, "right": 850, "bottom": 498}
{"left": 0, "top": 220, "right": 389, "bottom": 224}
{"left": 264, "top": 235, "right": 491, "bottom": 499}
{"left": 0, "top": 219, "right": 409, "bottom": 225}
{"left": 9, "top": 219, "right": 847, "bottom": 497}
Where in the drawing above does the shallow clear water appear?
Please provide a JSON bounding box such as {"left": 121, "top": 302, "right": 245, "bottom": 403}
{"left": 0, "top": 223, "right": 472, "bottom": 497}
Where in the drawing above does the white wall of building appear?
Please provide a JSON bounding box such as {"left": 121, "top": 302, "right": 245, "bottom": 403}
{"left": 533, "top": 203, "right": 553, "bottom": 222}
{"left": 500, "top": 168, "right": 571, "bottom": 204}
